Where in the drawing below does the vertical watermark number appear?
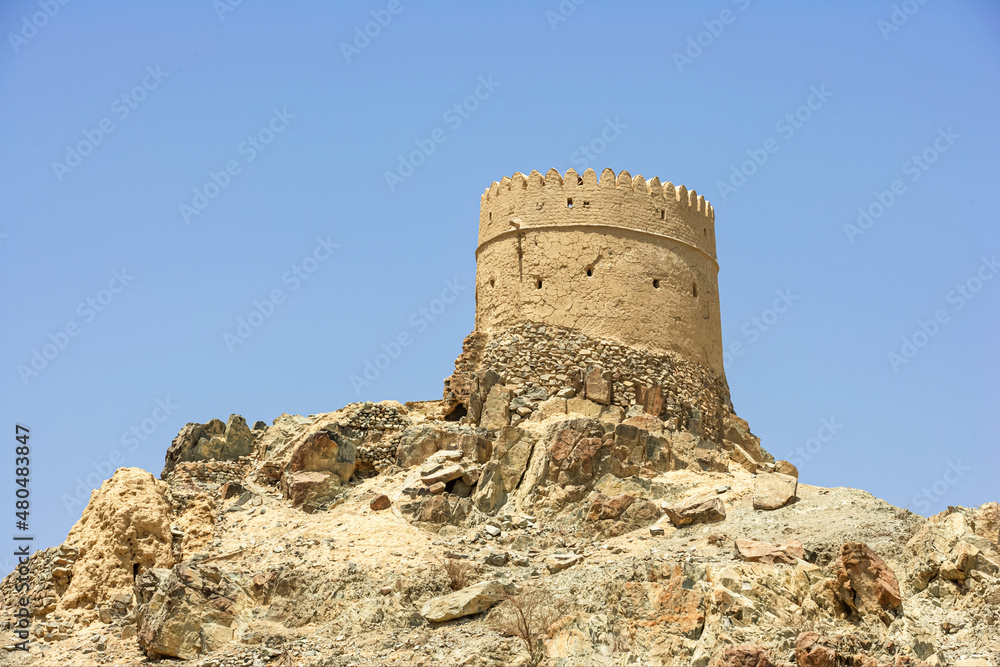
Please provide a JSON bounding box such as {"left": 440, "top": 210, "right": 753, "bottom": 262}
{"left": 12, "top": 424, "right": 33, "bottom": 651}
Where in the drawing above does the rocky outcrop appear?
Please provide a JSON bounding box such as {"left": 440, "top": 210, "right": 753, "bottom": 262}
{"left": 286, "top": 427, "right": 357, "bottom": 483}
{"left": 162, "top": 415, "right": 255, "bottom": 477}
{"left": 664, "top": 497, "right": 726, "bottom": 527}
{"left": 134, "top": 562, "right": 246, "bottom": 660}
{"left": 59, "top": 468, "right": 176, "bottom": 610}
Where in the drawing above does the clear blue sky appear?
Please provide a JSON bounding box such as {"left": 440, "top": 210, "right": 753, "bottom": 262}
{"left": 2, "top": 1, "right": 998, "bottom": 560}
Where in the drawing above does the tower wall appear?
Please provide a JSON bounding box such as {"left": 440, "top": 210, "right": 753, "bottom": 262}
{"left": 475, "top": 167, "right": 725, "bottom": 378}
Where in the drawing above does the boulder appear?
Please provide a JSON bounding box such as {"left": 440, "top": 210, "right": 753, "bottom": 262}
{"left": 419, "top": 580, "right": 506, "bottom": 622}
{"left": 753, "top": 473, "right": 797, "bottom": 510}
{"left": 369, "top": 494, "right": 391, "bottom": 511}
{"left": 134, "top": 562, "right": 245, "bottom": 660}
{"left": 287, "top": 427, "right": 357, "bottom": 483}
{"left": 833, "top": 542, "right": 901, "bottom": 622}
{"left": 587, "top": 493, "right": 636, "bottom": 521}
{"left": 735, "top": 538, "right": 804, "bottom": 564}
{"left": 281, "top": 471, "right": 341, "bottom": 509}
{"left": 663, "top": 497, "right": 726, "bottom": 527}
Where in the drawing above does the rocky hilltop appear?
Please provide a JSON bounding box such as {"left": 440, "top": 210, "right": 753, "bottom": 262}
{"left": 2, "top": 376, "right": 998, "bottom": 665}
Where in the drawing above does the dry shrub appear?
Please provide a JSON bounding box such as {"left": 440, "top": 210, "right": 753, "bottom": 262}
{"left": 434, "top": 554, "right": 472, "bottom": 591}
{"left": 490, "top": 586, "right": 567, "bottom": 666}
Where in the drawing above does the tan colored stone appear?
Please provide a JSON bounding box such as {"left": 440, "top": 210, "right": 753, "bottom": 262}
{"left": 566, "top": 397, "right": 603, "bottom": 419}
{"left": 531, "top": 396, "right": 567, "bottom": 421}
{"left": 735, "top": 538, "right": 804, "bottom": 564}
{"left": 753, "top": 473, "right": 797, "bottom": 510}
{"left": 730, "top": 444, "right": 759, "bottom": 473}
{"left": 480, "top": 384, "right": 513, "bottom": 429}
{"left": 420, "top": 463, "right": 465, "bottom": 486}
{"left": 494, "top": 427, "right": 534, "bottom": 493}
{"left": 663, "top": 497, "right": 726, "bottom": 527}
{"left": 419, "top": 580, "right": 506, "bottom": 622}
{"left": 774, "top": 459, "right": 798, "bottom": 478}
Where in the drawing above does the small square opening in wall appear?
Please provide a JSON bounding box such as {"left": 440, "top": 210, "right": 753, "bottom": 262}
{"left": 653, "top": 279, "right": 660, "bottom": 289}
{"left": 586, "top": 268, "right": 593, "bottom": 277}
{"left": 659, "top": 209, "right": 665, "bottom": 220}
{"left": 692, "top": 283, "right": 698, "bottom": 297}
{"left": 536, "top": 279, "right": 543, "bottom": 289}
{"left": 583, "top": 201, "right": 590, "bottom": 208}
{"left": 567, "top": 198, "right": 573, "bottom": 208}
{"left": 489, "top": 279, "right": 495, "bottom": 288}
{"left": 704, "top": 228, "right": 707, "bottom": 236}
{"left": 489, "top": 212, "right": 492, "bottom": 221}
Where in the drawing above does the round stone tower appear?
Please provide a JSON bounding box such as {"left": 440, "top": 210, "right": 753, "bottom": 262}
{"left": 475, "top": 167, "right": 724, "bottom": 378}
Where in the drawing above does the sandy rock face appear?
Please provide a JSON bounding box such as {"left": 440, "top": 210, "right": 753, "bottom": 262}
{"left": 59, "top": 468, "right": 175, "bottom": 611}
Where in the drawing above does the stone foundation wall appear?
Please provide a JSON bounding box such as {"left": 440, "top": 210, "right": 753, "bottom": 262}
{"left": 444, "top": 322, "right": 734, "bottom": 445}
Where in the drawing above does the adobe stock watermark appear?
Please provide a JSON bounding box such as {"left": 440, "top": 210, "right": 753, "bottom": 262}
{"left": 878, "top": 0, "right": 932, "bottom": 41}
{"left": 722, "top": 288, "right": 799, "bottom": 370}
{"left": 51, "top": 65, "right": 169, "bottom": 182}
{"left": 569, "top": 118, "right": 627, "bottom": 172}
{"left": 350, "top": 278, "right": 467, "bottom": 393}
{"left": 61, "top": 398, "right": 179, "bottom": 514}
{"left": 223, "top": 236, "right": 339, "bottom": 352}
{"left": 340, "top": 0, "right": 408, "bottom": 62}
{"left": 843, "top": 127, "right": 958, "bottom": 244}
{"left": 672, "top": 0, "right": 751, "bottom": 73}
{"left": 179, "top": 107, "right": 294, "bottom": 223}
{"left": 545, "top": 0, "right": 585, "bottom": 31}
{"left": 887, "top": 255, "right": 997, "bottom": 372}
{"left": 909, "top": 459, "right": 969, "bottom": 515}
{"left": 213, "top": 0, "right": 244, "bottom": 21}
{"left": 17, "top": 268, "right": 136, "bottom": 386}
{"left": 7, "top": 0, "right": 72, "bottom": 53}
{"left": 384, "top": 75, "right": 501, "bottom": 192}
{"left": 786, "top": 417, "right": 844, "bottom": 469}
{"left": 715, "top": 85, "right": 832, "bottom": 202}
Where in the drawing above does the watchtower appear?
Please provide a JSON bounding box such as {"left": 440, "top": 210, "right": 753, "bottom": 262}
{"left": 475, "top": 167, "right": 724, "bottom": 377}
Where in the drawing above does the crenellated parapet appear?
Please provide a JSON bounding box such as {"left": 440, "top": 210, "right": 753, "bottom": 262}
{"left": 478, "top": 167, "right": 717, "bottom": 264}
